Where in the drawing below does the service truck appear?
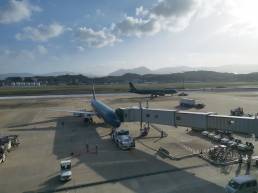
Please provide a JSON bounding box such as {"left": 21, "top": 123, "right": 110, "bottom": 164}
{"left": 180, "top": 98, "right": 195, "bottom": 107}
{"left": 60, "top": 160, "right": 72, "bottom": 182}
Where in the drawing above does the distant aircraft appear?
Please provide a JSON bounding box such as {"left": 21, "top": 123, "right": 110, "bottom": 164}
{"left": 51, "top": 85, "right": 121, "bottom": 128}
{"left": 128, "top": 82, "right": 177, "bottom": 98}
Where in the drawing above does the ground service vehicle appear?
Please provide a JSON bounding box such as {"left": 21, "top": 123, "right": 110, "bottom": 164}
{"left": 60, "top": 160, "right": 72, "bottom": 182}
{"left": 112, "top": 129, "right": 135, "bottom": 150}
{"left": 226, "top": 175, "right": 257, "bottom": 193}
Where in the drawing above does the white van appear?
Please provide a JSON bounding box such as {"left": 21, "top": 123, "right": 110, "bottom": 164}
{"left": 225, "top": 175, "right": 257, "bottom": 193}
{"left": 60, "top": 160, "right": 72, "bottom": 182}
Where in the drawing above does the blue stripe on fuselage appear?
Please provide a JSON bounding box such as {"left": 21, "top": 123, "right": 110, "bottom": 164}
{"left": 91, "top": 99, "right": 121, "bottom": 128}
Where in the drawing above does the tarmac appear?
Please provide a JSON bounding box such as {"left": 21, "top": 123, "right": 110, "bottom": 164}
{"left": 0, "top": 91, "right": 258, "bottom": 193}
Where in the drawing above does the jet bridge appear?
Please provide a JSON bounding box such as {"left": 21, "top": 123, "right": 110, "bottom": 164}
{"left": 117, "top": 107, "right": 258, "bottom": 136}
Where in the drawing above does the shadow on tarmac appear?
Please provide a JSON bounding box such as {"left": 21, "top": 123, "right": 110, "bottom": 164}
{"left": 20, "top": 115, "right": 226, "bottom": 193}
{"left": 8, "top": 119, "right": 58, "bottom": 128}
{"left": 174, "top": 105, "right": 192, "bottom": 110}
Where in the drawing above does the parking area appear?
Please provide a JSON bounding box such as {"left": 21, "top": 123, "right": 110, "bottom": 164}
{"left": 0, "top": 92, "right": 258, "bottom": 193}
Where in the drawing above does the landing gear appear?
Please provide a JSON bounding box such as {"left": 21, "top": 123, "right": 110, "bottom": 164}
{"left": 150, "top": 95, "right": 157, "bottom": 100}
{"left": 84, "top": 117, "right": 93, "bottom": 125}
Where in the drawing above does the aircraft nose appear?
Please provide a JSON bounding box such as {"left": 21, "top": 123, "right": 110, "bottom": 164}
{"left": 114, "top": 119, "right": 121, "bottom": 128}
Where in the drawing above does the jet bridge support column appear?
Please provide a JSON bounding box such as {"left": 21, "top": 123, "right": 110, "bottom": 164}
{"left": 139, "top": 102, "right": 143, "bottom": 130}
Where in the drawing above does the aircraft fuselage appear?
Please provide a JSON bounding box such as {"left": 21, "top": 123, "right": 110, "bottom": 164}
{"left": 91, "top": 99, "right": 121, "bottom": 128}
{"left": 129, "top": 89, "right": 177, "bottom": 96}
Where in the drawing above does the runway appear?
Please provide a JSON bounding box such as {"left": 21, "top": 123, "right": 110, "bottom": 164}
{"left": 0, "top": 93, "right": 133, "bottom": 100}
{"left": 1, "top": 87, "right": 258, "bottom": 100}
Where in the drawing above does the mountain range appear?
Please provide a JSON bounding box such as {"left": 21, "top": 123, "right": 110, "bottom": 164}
{"left": 1, "top": 64, "right": 258, "bottom": 79}
{"left": 4, "top": 71, "right": 258, "bottom": 85}
{"left": 109, "top": 65, "right": 258, "bottom": 76}
{"left": 0, "top": 72, "right": 95, "bottom": 80}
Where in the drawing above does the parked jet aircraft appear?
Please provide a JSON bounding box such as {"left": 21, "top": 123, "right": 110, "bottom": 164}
{"left": 128, "top": 82, "right": 177, "bottom": 98}
{"left": 51, "top": 86, "right": 121, "bottom": 128}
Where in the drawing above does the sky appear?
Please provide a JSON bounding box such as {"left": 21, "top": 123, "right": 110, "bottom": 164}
{"left": 1, "top": 0, "right": 258, "bottom": 75}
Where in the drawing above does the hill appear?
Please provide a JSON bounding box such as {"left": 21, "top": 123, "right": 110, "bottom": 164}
{"left": 2, "top": 71, "right": 258, "bottom": 86}
{"left": 109, "top": 65, "right": 258, "bottom": 76}
{"left": 0, "top": 73, "right": 34, "bottom": 80}
{"left": 109, "top": 67, "right": 152, "bottom": 76}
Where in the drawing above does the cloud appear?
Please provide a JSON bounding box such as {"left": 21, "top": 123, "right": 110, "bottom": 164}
{"left": 114, "top": 0, "right": 200, "bottom": 37}
{"left": 75, "top": 27, "right": 120, "bottom": 48}
{"left": 16, "top": 23, "right": 64, "bottom": 42}
{"left": 196, "top": 0, "right": 225, "bottom": 18}
{"left": 217, "top": 22, "right": 258, "bottom": 38}
{"left": 0, "top": 49, "right": 35, "bottom": 61}
{"left": 115, "top": 16, "right": 161, "bottom": 37}
{"left": 96, "top": 9, "right": 104, "bottom": 16}
{"left": 0, "top": 0, "right": 41, "bottom": 24}
{"left": 75, "top": 0, "right": 223, "bottom": 48}
{"left": 37, "top": 45, "right": 48, "bottom": 55}
{"left": 136, "top": 6, "right": 149, "bottom": 17}
{"left": 152, "top": 0, "right": 196, "bottom": 18}
{"left": 77, "top": 46, "right": 85, "bottom": 52}
{"left": 212, "top": 0, "right": 258, "bottom": 38}
{"left": 74, "top": 0, "right": 201, "bottom": 48}
{"left": 0, "top": 45, "right": 50, "bottom": 68}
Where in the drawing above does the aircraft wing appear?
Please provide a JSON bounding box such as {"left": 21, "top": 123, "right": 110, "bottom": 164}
{"left": 48, "top": 108, "right": 96, "bottom": 117}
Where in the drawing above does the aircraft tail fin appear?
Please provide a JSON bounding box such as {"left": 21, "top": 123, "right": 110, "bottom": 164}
{"left": 129, "top": 82, "right": 136, "bottom": 91}
{"left": 92, "top": 81, "right": 96, "bottom": 99}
